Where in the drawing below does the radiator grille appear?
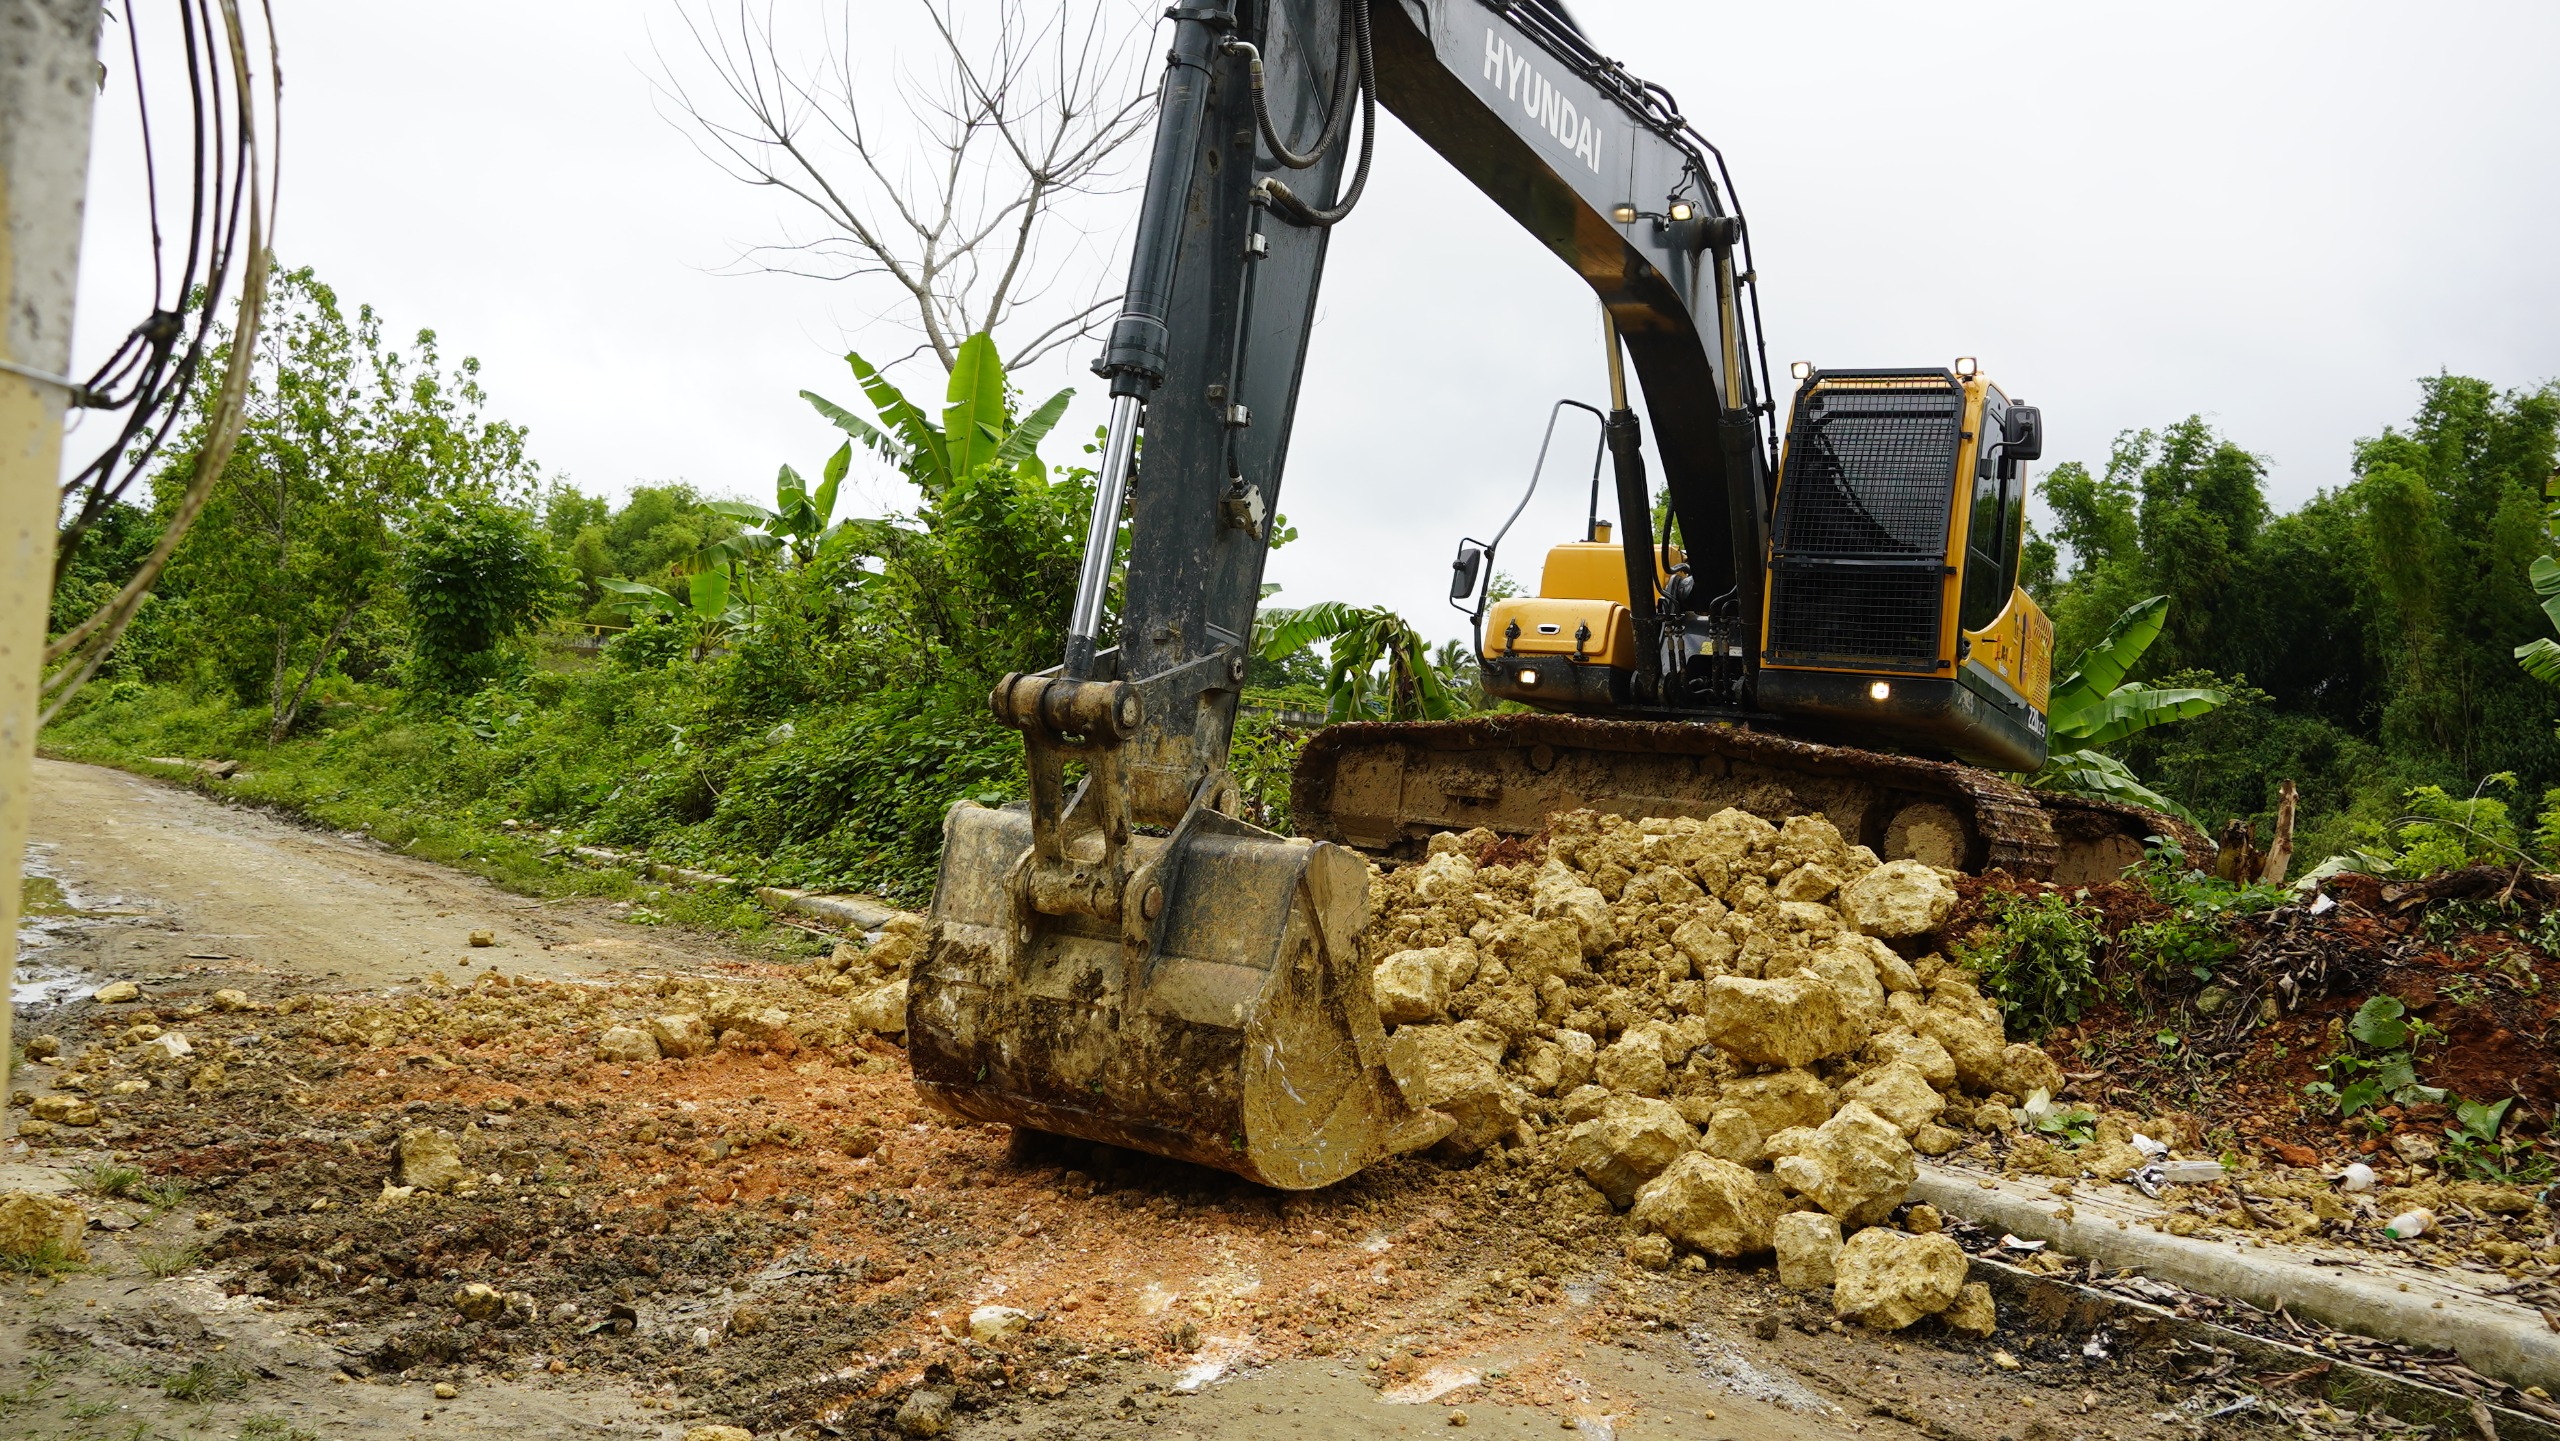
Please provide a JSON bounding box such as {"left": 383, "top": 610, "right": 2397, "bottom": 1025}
{"left": 1766, "top": 564, "right": 1945, "bottom": 667}
{"left": 1765, "top": 377, "right": 1963, "bottom": 670}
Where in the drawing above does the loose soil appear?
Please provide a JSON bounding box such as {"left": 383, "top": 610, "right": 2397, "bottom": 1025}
{"left": 0, "top": 760, "right": 2526, "bottom": 1441}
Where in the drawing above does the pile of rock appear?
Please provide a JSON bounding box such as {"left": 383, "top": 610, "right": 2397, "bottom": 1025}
{"left": 1369, "top": 807, "right": 2055, "bottom": 1332}
{"left": 591, "top": 915, "right": 925, "bottom": 1066}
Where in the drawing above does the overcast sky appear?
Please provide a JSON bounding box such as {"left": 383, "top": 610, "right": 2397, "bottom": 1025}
{"left": 64, "top": 1, "right": 2560, "bottom": 647}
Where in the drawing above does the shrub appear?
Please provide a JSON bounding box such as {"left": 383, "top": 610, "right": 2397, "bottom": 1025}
{"left": 1960, "top": 891, "right": 2106, "bottom": 1037}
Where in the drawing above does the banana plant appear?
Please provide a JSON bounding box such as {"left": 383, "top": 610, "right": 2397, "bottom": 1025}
{"left": 801, "top": 331, "right": 1073, "bottom": 501}
{"left": 1258, "top": 602, "right": 1465, "bottom": 723}
{"left": 2514, "top": 554, "right": 2560, "bottom": 684}
{"left": 599, "top": 569, "right": 750, "bottom": 660}
{"left": 706, "top": 441, "right": 854, "bottom": 567}
{"left": 2027, "top": 594, "right": 2224, "bottom": 823}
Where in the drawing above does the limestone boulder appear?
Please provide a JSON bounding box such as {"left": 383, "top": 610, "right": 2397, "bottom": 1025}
{"left": 1410, "top": 849, "right": 1479, "bottom": 903}
{"left": 1916, "top": 1004, "right": 2008, "bottom": 1093}
{"left": 1560, "top": 1095, "right": 1696, "bottom": 1208}
{"left": 30, "top": 1094, "right": 98, "bottom": 1127}
{"left": 848, "top": 980, "right": 909, "bottom": 1036}
{"left": 1518, "top": 1029, "right": 1597, "bottom": 1096}
{"left": 1628, "top": 1152, "right": 1784, "bottom": 1257}
{"left": 1701, "top": 1106, "right": 1766, "bottom": 1165}
{"left": 0, "top": 1191, "right": 87, "bottom": 1263}
{"left": 1394, "top": 1025, "right": 1526, "bottom": 1156}
{"left": 1774, "top": 1210, "right": 1844, "bottom": 1290}
{"left": 1864, "top": 1028, "right": 1958, "bottom": 1091}
{"left": 1371, "top": 948, "right": 1451, "bottom": 1026}
{"left": 397, "top": 1127, "right": 475, "bottom": 1192}
{"left": 1671, "top": 915, "right": 1737, "bottom": 975}
{"left": 1491, "top": 916, "right": 1588, "bottom": 988}
{"left": 92, "top": 980, "right": 139, "bottom": 1004}
{"left": 1771, "top": 1101, "right": 1917, "bottom": 1226}
{"left": 649, "top": 1013, "right": 715, "bottom": 1059}
{"left": 1995, "top": 1042, "right": 2066, "bottom": 1099}
{"left": 1838, "top": 860, "right": 1958, "bottom": 939}
{"left": 596, "top": 1026, "right": 661, "bottom": 1063}
{"left": 1802, "top": 942, "right": 1885, "bottom": 1031}
{"left": 1836, "top": 1061, "right": 1946, "bottom": 1138}
{"left": 1593, "top": 1029, "right": 1668, "bottom": 1097}
{"left": 1943, "top": 1281, "right": 1998, "bottom": 1337}
{"left": 1717, "top": 1068, "right": 1836, "bottom": 1135}
{"left": 1699, "top": 974, "right": 1864, "bottom": 1069}
{"left": 1532, "top": 861, "right": 1617, "bottom": 958}
{"left": 1912, "top": 1123, "right": 1965, "bottom": 1157}
{"left": 1830, "top": 1227, "right": 1969, "bottom": 1330}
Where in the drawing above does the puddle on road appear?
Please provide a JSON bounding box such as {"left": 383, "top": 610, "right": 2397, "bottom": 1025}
{"left": 13, "top": 850, "right": 151, "bottom": 1007}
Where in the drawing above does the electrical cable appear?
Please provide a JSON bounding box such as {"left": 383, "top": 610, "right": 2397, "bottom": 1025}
{"left": 51, "top": 0, "right": 268, "bottom": 590}
{"left": 41, "top": 0, "right": 277, "bottom": 719}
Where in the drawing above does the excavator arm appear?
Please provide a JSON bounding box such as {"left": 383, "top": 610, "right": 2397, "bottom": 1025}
{"left": 910, "top": 0, "right": 1786, "bottom": 1187}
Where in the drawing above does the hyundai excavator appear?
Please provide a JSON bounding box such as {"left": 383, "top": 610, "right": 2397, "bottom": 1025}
{"left": 908, "top": 0, "right": 2194, "bottom": 1190}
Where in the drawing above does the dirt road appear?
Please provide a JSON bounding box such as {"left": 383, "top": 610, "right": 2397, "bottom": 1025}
{"left": 18, "top": 757, "right": 744, "bottom": 1004}
{"left": 0, "top": 762, "right": 2272, "bottom": 1441}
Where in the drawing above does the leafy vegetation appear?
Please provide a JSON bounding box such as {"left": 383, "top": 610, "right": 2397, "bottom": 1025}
{"left": 1958, "top": 890, "right": 2106, "bottom": 1037}
{"left": 2028, "top": 594, "right": 2224, "bottom": 821}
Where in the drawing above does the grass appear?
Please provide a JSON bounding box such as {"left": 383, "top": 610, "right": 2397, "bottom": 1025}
{"left": 77, "top": 1161, "right": 145, "bottom": 1198}
{"left": 135, "top": 1241, "right": 203, "bottom": 1279}
{"left": 134, "top": 1177, "right": 190, "bottom": 1217}
{"left": 237, "top": 1417, "right": 318, "bottom": 1441}
{"left": 160, "top": 1359, "right": 250, "bottom": 1403}
{"left": 0, "top": 1236, "right": 93, "bottom": 1277}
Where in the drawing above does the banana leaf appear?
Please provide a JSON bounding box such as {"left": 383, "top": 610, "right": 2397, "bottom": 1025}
{"left": 2052, "top": 684, "right": 2224, "bottom": 748}
{"left": 2028, "top": 747, "right": 2204, "bottom": 827}
{"left": 943, "top": 333, "right": 1006, "bottom": 478}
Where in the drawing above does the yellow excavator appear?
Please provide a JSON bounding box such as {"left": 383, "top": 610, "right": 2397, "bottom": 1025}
{"left": 908, "top": 0, "right": 2191, "bottom": 1190}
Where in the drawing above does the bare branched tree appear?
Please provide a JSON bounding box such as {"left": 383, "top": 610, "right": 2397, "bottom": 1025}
{"left": 657, "top": 0, "right": 1158, "bottom": 374}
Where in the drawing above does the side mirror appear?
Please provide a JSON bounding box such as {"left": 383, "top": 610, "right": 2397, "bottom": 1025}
{"left": 2003, "top": 405, "right": 2044, "bottom": 461}
{"left": 1448, "top": 544, "right": 1484, "bottom": 602}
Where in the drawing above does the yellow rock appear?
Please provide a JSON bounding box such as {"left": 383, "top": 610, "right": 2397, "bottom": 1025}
{"left": 0, "top": 1191, "right": 88, "bottom": 1263}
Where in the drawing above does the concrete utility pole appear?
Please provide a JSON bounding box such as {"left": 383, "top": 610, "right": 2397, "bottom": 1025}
{"left": 1, "top": 1, "right": 104, "bottom": 1071}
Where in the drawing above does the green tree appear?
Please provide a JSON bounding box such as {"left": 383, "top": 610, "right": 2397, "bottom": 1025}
{"left": 401, "top": 495, "right": 562, "bottom": 696}
{"left": 160, "top": 267, "right": 537, "bottom": 740}
{"left": 2356, "top": 376, "right": 2560, "bottom": 782}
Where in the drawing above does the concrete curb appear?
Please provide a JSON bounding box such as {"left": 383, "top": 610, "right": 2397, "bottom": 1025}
{"left": 566, "top": 846, "right": 913, "bottom": 934}
{"left": 1913, "top": 1166, "right": 2560, "bottom": 1394}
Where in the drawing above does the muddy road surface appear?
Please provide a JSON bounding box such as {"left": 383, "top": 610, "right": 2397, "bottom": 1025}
{"left": 3, "top": 762, "right": 2278, "bottom": 1441}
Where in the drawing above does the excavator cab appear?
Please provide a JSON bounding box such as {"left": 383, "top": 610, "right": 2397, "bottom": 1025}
{"left": 1469, "top": 365, "right": 2054, "bottom": 775}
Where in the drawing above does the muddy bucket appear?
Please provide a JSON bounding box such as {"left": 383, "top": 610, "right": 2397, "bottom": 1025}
{"left": 907, "top": 799, "right": 1445, "bottom": 1190}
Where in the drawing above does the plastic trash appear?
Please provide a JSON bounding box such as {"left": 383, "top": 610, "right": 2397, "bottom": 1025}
{"left": 2384, "top": 1207, "right": 2434, "bottom": 1239}
{"left": 1999, "top": 1234, "right": 2047, "bottom": 1252}
{"left": 2157, "top": 1160, "right": 2226, "bottom": 1186}
{"left": 2126, "top": 1164, "right": 2165, "bottom": 1199}
{"left": 2339, "top": 1162, "right": 2377, "bottom": 1193}
{"left": 2130, "top": 1132, "right": 2169, "bottom": 1159}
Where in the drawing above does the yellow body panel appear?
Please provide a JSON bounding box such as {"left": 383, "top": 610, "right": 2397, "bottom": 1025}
{"left": 1483, "top": 596, "right": 1636, "bottom": 667}
{"left": 1962, "top": 587, "right": 2054, "bottom": 710}
{"left": 1537, "top": 540, "right": 1680, "bottom": 607}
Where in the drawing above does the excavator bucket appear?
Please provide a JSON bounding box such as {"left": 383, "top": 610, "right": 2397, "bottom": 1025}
{"left": 906, "top": 679, "right": 1448, "bottom": 1189}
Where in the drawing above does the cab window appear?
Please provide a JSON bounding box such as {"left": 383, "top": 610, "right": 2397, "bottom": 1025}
{"left": 1959, "top": 396, "right": 2016, "bottom": 631}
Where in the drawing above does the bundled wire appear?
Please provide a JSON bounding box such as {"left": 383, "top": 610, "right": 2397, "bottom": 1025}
{"left": 42, "top": 0, "right": 279, "bottom": 720}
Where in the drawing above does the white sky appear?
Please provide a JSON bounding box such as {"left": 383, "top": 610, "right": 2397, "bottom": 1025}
{"left": 64, "top": 2, "right": 2560, "bottom": 648}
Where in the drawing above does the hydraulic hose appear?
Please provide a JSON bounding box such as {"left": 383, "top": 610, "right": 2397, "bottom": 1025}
{"left": 1259, "top": 0, "right": 1375, "bottom": 228}
{"left": 1226, "top": 17, "right": 1357, "bottom": 171}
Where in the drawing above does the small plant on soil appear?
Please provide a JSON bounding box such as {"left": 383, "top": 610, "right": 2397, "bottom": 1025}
{"left": 160, "top": 1359, "right": 250, "bottom": 1403}
{"left": 2437, "top": 1096, "right": 2553, "bottom": 1183}
{"left": 2302, "top": 995, "right": 2446, "bottom": 1119}
{"left": 1960, "top": 890, "right": 2105, "bottom": 1036}
{"left": 136, "top": 1242, "right": 204, "bottom": 1279}
{"left": 78, "top": 1161, "right": 145, "bottom": 1197}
